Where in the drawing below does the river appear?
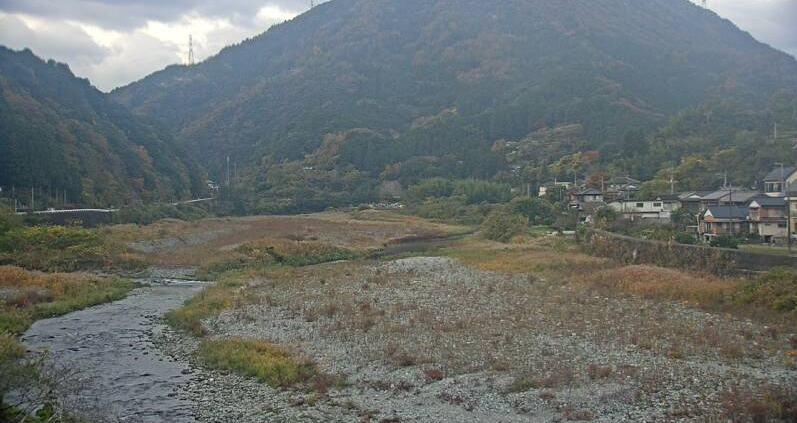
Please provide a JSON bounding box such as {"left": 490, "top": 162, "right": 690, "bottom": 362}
{"left": 20, "top": 274, "right": 205, "bottom": 423}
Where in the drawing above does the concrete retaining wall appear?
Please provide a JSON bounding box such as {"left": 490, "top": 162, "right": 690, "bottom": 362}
{"left": 578, "top": 230, "right": 797, "bottom": 276}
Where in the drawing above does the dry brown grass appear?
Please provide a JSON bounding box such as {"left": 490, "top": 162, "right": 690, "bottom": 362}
{"left": 573, "top": 265, "right": 740, "bottom": 307}
{"left": 109, "top": 211, "right": 465, "bottom": 266}
{"left": 0, "top": 265, "right": 134, "bottom": 334}
{"left": 444, "top": 236, "right": 611, "bottom": 278}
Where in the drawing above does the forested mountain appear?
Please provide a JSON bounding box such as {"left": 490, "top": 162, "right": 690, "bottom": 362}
{"left": 113, "top": 0, "right": 797, "bottom": 184}
{"left": 0, "top": 47, "right": 206, "bottom": 207}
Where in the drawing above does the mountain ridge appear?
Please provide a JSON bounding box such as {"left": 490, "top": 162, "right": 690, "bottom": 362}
{"left": 0, "top": 47, "right": 207, "bottom": 207}
{"left": 112, "top": 0, "right": 797, "bottom": 181}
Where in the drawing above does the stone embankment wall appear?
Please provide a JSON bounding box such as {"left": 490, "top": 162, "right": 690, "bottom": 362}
{"left": 578, "top": 230, "right": 797, "bottom": 276}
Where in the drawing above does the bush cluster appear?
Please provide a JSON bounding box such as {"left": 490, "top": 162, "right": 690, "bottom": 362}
{"left": 481, "top": 213, "right": 527, "bottom": 243}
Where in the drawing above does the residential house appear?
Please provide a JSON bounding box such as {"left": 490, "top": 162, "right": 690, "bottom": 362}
{"left": 787, "top": 181, "right": 797, "bottom": 238}
{"left": 763, "top": 166, "right": 797, "bottom": 197}
{"left": 699, "top": 205, "right": 749, "bottom": 241}
{"left": 609, "top": 196, "right": 681, "bottom": 222}
{"left": 678, "top": 191, "right": 712, "bottom": 214}
{"left": 602, "top": 176, "right": 641, "bottom": 202}
{"left": 747, "top": 195, "right": 788, "bottom": 243}
{"left": 538, "top": 180, "right": 574, "bottom": 197}
{"left": 572, "top": 188, "right": 603, "bottom": 204}
{"left": 699, "top": 188, "right": 761, "bottom": 212}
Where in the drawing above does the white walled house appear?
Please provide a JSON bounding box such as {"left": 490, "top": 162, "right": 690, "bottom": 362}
{"left": 609, "top": 197, "right": 681, "bottom": 222}
{"left": 764, "top": 167, "right": 797, "bottom": 197}
{"left": 747, "top": 196, "right": 788, "bottom": 242}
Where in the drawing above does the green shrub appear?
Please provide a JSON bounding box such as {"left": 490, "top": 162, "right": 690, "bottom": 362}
{"left": 165, "top": 278, "right": 247, "bottom": 336}
{"left": 736, "top": 268, "right": 797, "bottom": 312}
{"left": 405, "top": 178, "right": 511, "bottom": 206}
{"left": 199, "top": 338, "right": 318, "bottom": 388}
{"left": 710, "top": 235, "right": 741, "bottom": 249}
{"left": 510, "top": 197, "right": 557, "bottom": 226}
{"left": 674, "top": 232, "right": 697, "bottom": 245}
{"left": 0, "top": 226, "right": 104, "bottom": 271}
{"left": 0, "top": 225, "right": 143, "bottom": 272}
{"left": 481, "top": 213, "right": 527, "bottom": 242}
{"left": 406, "top": 197, "right": 494, "bottom": 225}
{"left": 115, "top": 203, "right": 209, "bottom": 225}
{"left": 199, "top": 241, "right": 361, "bottom": 280}
{"left": 0, "top": 201, "right": 22, "bottom": 235}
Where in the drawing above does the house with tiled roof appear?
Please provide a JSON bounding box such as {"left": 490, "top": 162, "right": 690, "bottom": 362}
{"left": 763, "top": 166, "right": 797, "bottom": 197}
{"left": 699, "top": 205, "right": 749, "bottom": 241}
{"left": 747, "top": 195, "right": 788, "bottom": 242}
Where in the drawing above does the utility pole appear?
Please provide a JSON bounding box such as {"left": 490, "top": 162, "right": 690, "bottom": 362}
{"left": 774, "top": 122, "right": 778, "bottom": 139}
{"left": 226, "top": 156, "right": 231, "bottom": 187}
{"left": 30, "top": 187, "right": 34, "bottom": 212}
{"left": 669, "top": 168, "right": 676, "bottom": 195}
{"left": 779, "top": 162, "right": 793, "bottom": 253}
{"left": 729, "top": 184, "right": 734, "bottom": 237}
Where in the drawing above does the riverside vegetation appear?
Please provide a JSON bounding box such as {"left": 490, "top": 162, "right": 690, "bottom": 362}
{"left": 2, "top": 204, "right": 797, "bottom": 421}
{"left": 0, "top": 203, "right": 139, "bottom": 421}
{"left": 147, "top": 211, "right": 796, "bottom": 422}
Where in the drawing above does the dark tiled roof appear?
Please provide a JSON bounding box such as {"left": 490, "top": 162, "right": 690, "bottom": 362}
{"left": 763, "top": 167, "right": 797, "bottom": 182}
{"left": 704, "top": 205, "right": 748, "bottom": 220}
{"left": 679, "top": 191, "right": 713, "bottom": 200}
{"left": 607, "top": 176, "right": 641, "bottom": 185}
{"left": 578, "top": 188, "right": 602, "bottom": 195}
{"left": 748, "top": 196, "right": 786, "bottom": 208}
{"left": 702, "top": 189, "right": 761, "bottom": 203}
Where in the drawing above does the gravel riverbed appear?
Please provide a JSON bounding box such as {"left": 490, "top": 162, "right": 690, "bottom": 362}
{"left": 151, "top": 257, "right": 797, "bottom": 422}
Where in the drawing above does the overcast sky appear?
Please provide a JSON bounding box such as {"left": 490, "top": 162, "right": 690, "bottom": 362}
{"left": 0, "top": 0, "right": 795, "bottom": 92}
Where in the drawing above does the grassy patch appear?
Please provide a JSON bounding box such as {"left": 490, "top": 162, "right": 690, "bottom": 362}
{"left": 0, "top": 225, "right": 145, "bottom": 272}
{"left": 198, "top": 240, "right": 363, "bottom": 280}
{"left": 170, "top": 241, "right": 361, "bottom": 338}
{"left": 736, "top": 268, "right": 797, "bottom": 313}
{"left": 573, "top": 265, "right": 739, "bottom": 308}
{"left": 443, "top": 236, "right": 608, "bottom": 278}
{"left": 198, "top": 338, "right": 318, "bottom": 388}
{"left": 0, "top": 266, "right": 135, "bottom": 334}
{"left": 164, "top": 275, "right": 247, "bottom": 336}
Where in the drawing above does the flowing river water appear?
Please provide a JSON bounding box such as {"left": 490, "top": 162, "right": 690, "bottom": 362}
{"left": 20, "top": 273, "right": 205, "bottom": 423}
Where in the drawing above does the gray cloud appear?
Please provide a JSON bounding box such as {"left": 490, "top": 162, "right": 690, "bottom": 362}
{"left": 0, "top": 14, "right": 110, "bottom": 68}
{"left": 711, "top": 0, "right": 797, "bottom": 57}
{"left": 0, "top": 0, "right": 793, "bottom": 92}
{"left": 0, "top": 0, "right": 312, "bottom": 29}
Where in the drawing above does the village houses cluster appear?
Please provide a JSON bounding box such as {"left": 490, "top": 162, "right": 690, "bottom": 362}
{"left": 540, "top": 166, "right": 797, "bottom": 244}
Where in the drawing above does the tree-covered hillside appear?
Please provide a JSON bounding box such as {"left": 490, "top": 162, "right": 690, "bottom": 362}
{"left": 0, "top": 47, "right": 207, "bottom": 207}
{"left": 113, "top": 0, "right": 797, "bottom": 184}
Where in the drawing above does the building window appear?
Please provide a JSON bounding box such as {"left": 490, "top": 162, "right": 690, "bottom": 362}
{"left": 653, "top": 203, "right": 662, "bottom": 208}
{"left": 636, "top": 203, "right": 644, "bottom": 208}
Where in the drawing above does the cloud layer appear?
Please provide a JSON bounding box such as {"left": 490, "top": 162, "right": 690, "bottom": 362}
{"left": 0, "top": 0, "right": 794, "bottom": 92}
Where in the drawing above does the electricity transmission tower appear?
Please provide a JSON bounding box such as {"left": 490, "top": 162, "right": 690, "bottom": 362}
{"left": 188, "top": 35, "right": 196, "bottom": 65}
